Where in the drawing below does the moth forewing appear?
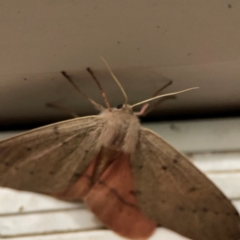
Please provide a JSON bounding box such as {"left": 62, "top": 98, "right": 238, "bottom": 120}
{"left": 0, "top": 116, "right": 104, "bottom": 193}
{"left": 131, "top": 127, "right": 240, "bottom": 240}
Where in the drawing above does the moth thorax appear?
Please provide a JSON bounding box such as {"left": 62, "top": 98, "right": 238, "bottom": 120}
{"left": 120, "top": 104, "right": 133, "bottom": 114}
{"left": 100, "top": 111, "right": 140, "bottom": 154}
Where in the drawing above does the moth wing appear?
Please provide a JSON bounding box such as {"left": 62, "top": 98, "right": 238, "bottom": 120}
{"left": 0, "top": 116, "right": 104, "bottom": 194}
{"left": 131, "top": 127, "right": 240, "bottom": 240}
{"left": 84, "top": 152, "right": 156, "bottom": 239}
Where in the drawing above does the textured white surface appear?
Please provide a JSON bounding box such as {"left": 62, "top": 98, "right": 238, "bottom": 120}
{"left": 1, "top": 118, "right": 240, "bottom": 239}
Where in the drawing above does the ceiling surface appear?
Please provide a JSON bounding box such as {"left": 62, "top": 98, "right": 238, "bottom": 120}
{"left": 1, "top": 0, "right": 240, "bottom": 128}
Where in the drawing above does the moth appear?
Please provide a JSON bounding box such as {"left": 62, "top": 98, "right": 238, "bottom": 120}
{"left": 0, "top": 58, "right": 240, "bottom": 240}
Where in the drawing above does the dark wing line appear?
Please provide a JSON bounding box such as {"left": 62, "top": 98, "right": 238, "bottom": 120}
{"left": 14, "top": 132, "right": 81, "bottom": 170}
{"left": 140, "top": 128, "right": 226, "bottom": 195}
{"left": 0, "top": 115, "right": 98, "bottom": 143}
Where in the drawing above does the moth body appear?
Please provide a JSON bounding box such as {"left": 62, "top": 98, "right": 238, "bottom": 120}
{"left": 99, "top": 105, "right": 140, "bottom": 154}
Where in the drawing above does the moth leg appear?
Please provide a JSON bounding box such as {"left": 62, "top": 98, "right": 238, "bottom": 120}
{"left": 135, "top": 80, "right": 175, "bottom": 116}
{"left": 46, "top": 102, "right": 79, "bottom": 118}
{"left": 139, "top": 95, "right": 176, "bottom": 117}
{"left": 87, "top": 67, "right": 112, "bottom": 112}
{"left": 61, "top": 71, "right": 104, "bottom": 111}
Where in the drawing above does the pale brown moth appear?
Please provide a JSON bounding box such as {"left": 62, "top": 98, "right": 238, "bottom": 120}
{"left": 0, "top": 58, "right": 240, "bottom": 240}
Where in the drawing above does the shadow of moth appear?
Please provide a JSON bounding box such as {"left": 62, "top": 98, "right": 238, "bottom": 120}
{"left": 0, "top": 57, "right": 239, "bottom": 240}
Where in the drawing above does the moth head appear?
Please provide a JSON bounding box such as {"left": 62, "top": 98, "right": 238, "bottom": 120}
{"left": 114, "top": 104, "right": 133, "bottom": 114}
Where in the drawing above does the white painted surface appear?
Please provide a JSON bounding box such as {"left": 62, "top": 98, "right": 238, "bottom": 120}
{"left": 1, "top": 0, "right": 240, "bottom": 125}
{"left": 0, "top": 229, "right": 190, "bottom": 240}
{"left": 0, "top": 118, "right": 240, "bottom": 239}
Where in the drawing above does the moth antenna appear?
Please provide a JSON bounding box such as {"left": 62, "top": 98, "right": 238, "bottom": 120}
{"left": 100, "top": 56, "right": 129, "bottom": 105}
{"left": 61, "top": 71, "right": 104, "bottom": 111}
{"left": 131, "top": 87, "right": 199, "bottom": 108}
{"left": 87, "top": 67, "right": 112, "bottom": 112}
{"left": 136, "top": 80, "right": 173, "bottom": 116}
